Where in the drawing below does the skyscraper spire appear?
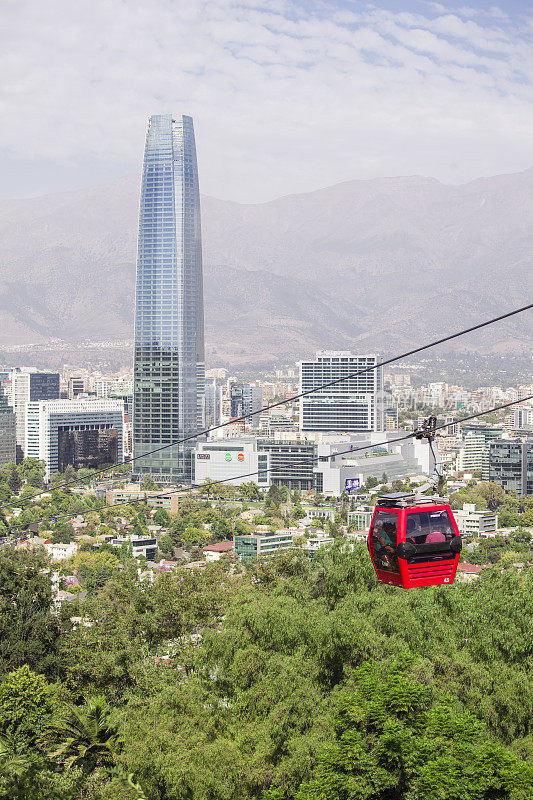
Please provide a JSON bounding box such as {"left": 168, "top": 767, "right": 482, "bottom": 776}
{"left": 133, "top": 115, "right": 205, "bottom": 483}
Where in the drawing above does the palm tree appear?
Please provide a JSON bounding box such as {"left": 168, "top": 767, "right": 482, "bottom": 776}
{"left": 44, "top": 696, "right": 147, "bottom": 798}
{"left": 44, "top": 695, "right": 117, "bottom": 774}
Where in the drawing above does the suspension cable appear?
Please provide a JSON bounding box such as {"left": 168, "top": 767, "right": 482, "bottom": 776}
{"left": 2, "top": 301, "right": 531, "bottom": 512}
{"left": 4, "top": 396, "right": 530, "bottom": 536}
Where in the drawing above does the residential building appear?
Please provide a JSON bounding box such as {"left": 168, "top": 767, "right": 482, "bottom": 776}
{"left": 489, "top": 438, "right": 533, "bottom": 495}
{"left": 453, "top": 503, "right": 498, "bottom": 537}
{"left": 133, "top": 114, "right": 205, "bottom": 484}
{"left": 299, "top": 352, "right": 383, "bottom": 433}
{"left": 305, "top": 507, "right": 336, "bottom": 522}
{"left": 111, "top": 534, "right": 157, "bottom": 560}
{"left": 203, "top": 541, "right": 233, "bottom": 561}
{"left": 301, "top": 533, "right": 335, "bottom": 553}
{"left": 106, "top": 485, "right": 181, "bottom": 515}
{"left": 25, "top": 399, "right": 124, "bottom": 478}
{"left": 43, "top": 540, "right": 78, "bottom": 561}
{"left": 0, "top": 388, "right": 16, "bottom": 466}
{"left": 347, "top": 507, "right": 374, "bottom": 530}
{"left": 456, "top": 562, "right": 484, "bottom": 583}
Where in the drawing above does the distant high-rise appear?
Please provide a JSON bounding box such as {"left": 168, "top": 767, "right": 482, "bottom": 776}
{"left": 299, "top": 351, "right": 383, "bottom": 433}
{"left": 7, "top": 369, "right": 60, "bottom": 458}
{"left": 133, "top": 115, "right": 205, "bottom": 483}
{"left": 0, "top": 388, "right": 16, "bottom": 467}
{"left": 230, "top": 383, "right": 263, "bottom": 425}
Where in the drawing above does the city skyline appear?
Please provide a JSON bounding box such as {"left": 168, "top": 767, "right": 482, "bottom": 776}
{"left": 133, "top": 114, "right": 205, "bottom": 484}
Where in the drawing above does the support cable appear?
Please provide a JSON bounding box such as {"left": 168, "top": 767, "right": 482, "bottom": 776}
{"left": 4, "top": 395, "right": 530, "bottom": 536}
{"left": 2, "top": 301, "right": 531, "bottom": 512}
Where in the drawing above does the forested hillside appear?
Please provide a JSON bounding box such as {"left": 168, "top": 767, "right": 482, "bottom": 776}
{"left": 0, "top": 532, "right": 531, "bottom": 799}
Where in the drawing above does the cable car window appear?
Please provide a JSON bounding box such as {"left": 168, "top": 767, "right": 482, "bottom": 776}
{"left": 406, "top": 510, "right": 455, "bottom": 545}
{"left": 370, "top": 511, "right": 399, "bottom": 573}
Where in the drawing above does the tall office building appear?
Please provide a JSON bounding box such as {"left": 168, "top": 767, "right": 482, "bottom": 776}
{"left": 25, "top": 399, "right": 124, "bottom": 479}
{"left": 299, "top": 352, "right": 383, "bottom": 433}
{"left": 6, "top": 369, "right": 60, "bottom": 457}
{"left": 0, "top": 388, "right": 16, "bottom": 467}
{"left": 489, "top": 438, "right": 533, "bottom": 496}
{"left": 205, "top": 377, "right": 223, "bottom": 429}
{"left": 133, "top": 115, "right": 205, "bottom": 483}
{"left": 230, "top": 383, "right": 263, "bottom": 425}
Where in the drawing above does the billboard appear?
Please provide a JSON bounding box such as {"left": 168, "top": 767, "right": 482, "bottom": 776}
{"left": 345, "top": 477, "right": 361, "bottom": 491}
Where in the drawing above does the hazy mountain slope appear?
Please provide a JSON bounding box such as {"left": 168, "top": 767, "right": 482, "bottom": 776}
{"left": 0, "top": 169, "right": 531, "bottom": 365}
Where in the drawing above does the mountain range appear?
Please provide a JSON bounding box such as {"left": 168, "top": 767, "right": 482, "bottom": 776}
{"left": 0, "top": 168, "right": 531, "bottom": 367}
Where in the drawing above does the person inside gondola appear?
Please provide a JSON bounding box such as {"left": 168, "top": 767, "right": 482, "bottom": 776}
{"left": 426, "top": 527, "right": 446, "bottom": 543}
{"left": 375, "top": 521, "right": 398, "bottom": 572}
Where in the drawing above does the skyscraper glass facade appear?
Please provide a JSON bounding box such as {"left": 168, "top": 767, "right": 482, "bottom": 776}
{"left": 133, "top": 115, "right": 205, "bottom": 483}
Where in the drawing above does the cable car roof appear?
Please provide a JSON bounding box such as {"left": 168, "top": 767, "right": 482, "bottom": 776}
{"left": 376, "top": 492, "right": 447, "bottom": 508}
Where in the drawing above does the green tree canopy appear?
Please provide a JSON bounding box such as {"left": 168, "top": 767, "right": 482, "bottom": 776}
{"left": 296, "top": 660, "right": 533, "bottom": 800}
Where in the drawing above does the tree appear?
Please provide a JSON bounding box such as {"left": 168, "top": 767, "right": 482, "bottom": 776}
{"left": 292, "top": 504, "right": 306, "bottom": 520}
{"left": 51, "top": 522, "right": 76, "bottom": 544}
{"left": 158, "top": 534, "right": 175, "bottom": 557}
{"left": 381, "top": 472, "right": 388, "bottom": 484}
{"left": 0, "top": 549, "right": 62, "bottom": 677}
{"left": 267, "top": 484, "right": 282, "bottom": 509}
{"left": 63, "top": 464, "right": 77, "bottom": 483}
{"left": 73, "top": 551, "right": 122, "bottom": 595}
{"left": 478, "top": 481, "right": 506, "bottom": 511}
{"left": 0, "top": 665, "right": 57, "bottom": 744}
{"left": 364, "top": 476, "right": 379, "bottom": 490}
{"left": 241, "top": 482, "right": 261, "bottom": 501}
{"left": 141, "top": 475, "right": 158, "bottom": 491}
{"left": 296, "top": 661, "right": 533, "bottom": 800}
{"left": 4, "top": 464, "right": 21, "bottom": 495}
{"left": 152, "top": 507, "right": 170, "bottom": 527}
{"left": 45, "top": 695, "right": 118, "bottom": 774}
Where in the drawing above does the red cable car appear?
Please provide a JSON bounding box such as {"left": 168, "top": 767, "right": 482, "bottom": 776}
{"left": 366, "top": 415, "right": 462, "bottom": 588}
{"left": 368, "top": 493, "right": 462, "bottom": 587}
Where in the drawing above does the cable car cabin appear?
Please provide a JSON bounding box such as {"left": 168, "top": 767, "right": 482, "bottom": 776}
{"left": 368, "top": 493, "right": 462, "bottom": 588}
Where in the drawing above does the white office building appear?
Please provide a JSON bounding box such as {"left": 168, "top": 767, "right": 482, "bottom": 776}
{"left": 299, "top": 352, "right": 384, "bottom": 433}
{"left": 315, "top": 434, "right": 433, "bottom": 496}
{"left": 193, "top": 439, "right": 270, "bottom": 489}
{"left": 453, "top": 504, "right": 498, "bottom": 537}
{"left": 25, "top": 399, "right": 124, "bottom": 478}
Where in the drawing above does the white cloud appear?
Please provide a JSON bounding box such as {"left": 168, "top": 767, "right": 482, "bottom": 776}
{"left": 0, "top": 0, "right": 531, "bottom": 201}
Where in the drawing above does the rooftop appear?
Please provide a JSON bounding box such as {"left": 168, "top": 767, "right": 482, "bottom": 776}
{"left": 204, "top": 541, "right": 233, "bottom": 553}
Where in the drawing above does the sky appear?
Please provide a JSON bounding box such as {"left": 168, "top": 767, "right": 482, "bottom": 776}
{"left": 1, "top": 0, "right": 531, "bottom": 202}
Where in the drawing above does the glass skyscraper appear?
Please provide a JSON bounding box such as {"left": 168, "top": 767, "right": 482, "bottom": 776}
{"left": 133, "top": 114, "right": 205, "bottom": 483}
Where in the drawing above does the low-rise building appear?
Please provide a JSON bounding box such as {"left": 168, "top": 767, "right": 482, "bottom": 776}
{"left": 106, "top": 485, "right": 181, "bottom": 514}
{"left": 44, "top": 540, "right": 79, "bottom": 561}
{"left": 305, "top": 507, "right": 336, "bottom": 522}
{"left": 453, "top": 503, "right": 498, "bottom": 538}
{"left": 203, "top": 541, "right": 234, "bottom": 562}
{"left": 234, "top": 531, "right": 294, "bottom": 560}
{"left": 301, "top": 533, "right": 334, "bottom": 553}
{"left": 111, "top": 534, "right": 157, "bottom": 560}
{"left": 347, "top": 507, "right": 374, "bottom": 530}
{"left": 456, "top": 562, "right": 485, "bottom": 583}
